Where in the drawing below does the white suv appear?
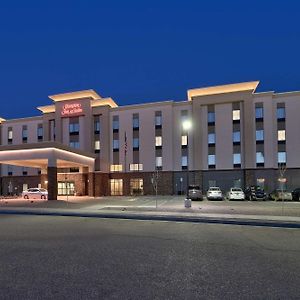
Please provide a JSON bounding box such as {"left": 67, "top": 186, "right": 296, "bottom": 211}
{"left": 22, "top": 188, "right": 48, "bottom": 200}
{"left": 206, "top": 187, "right": 223, "bottom": 200}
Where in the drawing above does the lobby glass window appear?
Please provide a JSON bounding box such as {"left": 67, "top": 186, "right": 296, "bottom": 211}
{"left": 233, "top": 153, "right": 241, "bottom": 165}
{"left": 277, "top": 107, "right": 285, "bottom": 120}
{"left": 110, "top": 164, "right": 123, "bottom": 172}
{"left": 256, "top": 152, "right": 264, "bottom": 164}
{"left": 278, "top": 130, "right": 286, "bottom": 141}
{"left": 133, "top": 138, "right": 139, "bottom": 149}
{"left": 181, "top": 135, "right": 188, "bottom": 146}
{"left": 278, "top": 152, "right": 287, "bottom": 164}
{"left": 156, "top": 156, "right": 162, "bottom": 168}
{"left": 208, "top": 112, "right": 215, "bottom": 124}
{"left": 69, "top": 123, "right": 79, "bottom": 134}
{"left": 155, "top": 136, "right": 162, "bottom": 147}
{"left": 130, "top": 178, "right": 143, "bottom": 195}
{"left": 256, "top": 130, "right": 264, "bottom": 141}
{"left": 208, "top": 133, "right": 216, "bottom": 145}
{"left": 110, "top": 179, "right": 123, "bottom": 196}
{"left": 233, "top": 131, "right": 241, "bottom": 143}
{"left": 232, "top": 109, "right": 240, "bottom": 121}
{"left": 208, "top": 154, "right": 216, "bottom": 166}
{"left": 112, "top": 116, "right": 119, "bottom": 131}
{"left": 181, "top": 156, "right": 188, "bottom": 167}
{"left": 255, "top": 107, "right": 263, "bottom": 119}
{"left": 133, "top": 114, "right": 139, "bottom": 129}
{"left": 113, "top": 139, "right": 119, "bottom": 150}
{"left": 69, "top": 141, "right": 80, "bottom": 149}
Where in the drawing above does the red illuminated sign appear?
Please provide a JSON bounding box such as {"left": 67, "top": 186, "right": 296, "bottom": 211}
{"left": 61, "top": 103, "right": 84, "bottom": 117}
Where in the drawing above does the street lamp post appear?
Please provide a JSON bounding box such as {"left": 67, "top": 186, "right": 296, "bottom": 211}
{"left": 182, "top": 119, "right": 192, "bottom": 204}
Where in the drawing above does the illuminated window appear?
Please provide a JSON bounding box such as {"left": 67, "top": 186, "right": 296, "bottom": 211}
{"left": 110, "top": 179, "right": 123, "bottom": 196}
{"left": 181, "top": 135, "right": 188, "bottom": 146}
{"left": 208, "top": 133, "right": 215, "bottom": 145}
{"left": 8, "top": 129, "right": 13, "bottom": 140}
{"left": 129, "top": 164, "right": 143, "bottom": 171}
{"left": 94, "top": 140, "right": 100, "bottom": 150}
{"left": 156, "top": 136, "right": 162, "bottom": 147}
{"left": 278, "top": 130, "right": 286, "bottom": 141}
{"left": 278, "top": 152, "right": 286, "bottom": 164}
{"left": 156, "top": 157, "right": 162, "bottom": 168}
{"left": 110, "top": 164, "right": 123, "bottom": 172}
{"left": 232, "top": 110, "right": 240, "bottom": 121}
{"left": 130, "top": 179, "right": 143, "bottom": 195}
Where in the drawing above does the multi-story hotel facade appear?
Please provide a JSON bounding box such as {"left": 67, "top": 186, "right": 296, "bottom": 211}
{"left": 0, "top": 81, "right": 299, "bottom": 199}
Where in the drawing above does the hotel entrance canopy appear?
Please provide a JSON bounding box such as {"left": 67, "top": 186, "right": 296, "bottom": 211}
{"left": 0, "top": 142, "right": 96, "bottom": 199}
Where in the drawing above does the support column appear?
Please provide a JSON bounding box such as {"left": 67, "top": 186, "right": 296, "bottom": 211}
{"left": 88, "top": 165, "right": 95, "bottom": 197}
{"left": 48, "top": 158, "right": 57, "bottom": 200}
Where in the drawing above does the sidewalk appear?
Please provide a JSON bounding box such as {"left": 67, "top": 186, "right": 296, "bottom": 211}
{"left": 0, "top": 197, "right": 299, "bottom": 228}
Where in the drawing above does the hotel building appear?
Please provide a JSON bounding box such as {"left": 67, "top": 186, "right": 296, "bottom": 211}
{"left": 0, "top": 81, "right": 299, "bottom": 199}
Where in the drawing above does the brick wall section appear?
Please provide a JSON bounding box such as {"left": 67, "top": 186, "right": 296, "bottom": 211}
{"left": 47, "top": 167, "right": 57, "bottom": 200}
{"left": 94, "top": 173, "right": 109, "bottom": 196}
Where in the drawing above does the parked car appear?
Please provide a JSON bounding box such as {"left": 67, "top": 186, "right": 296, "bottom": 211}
{"left": 207, "top": 187, "right": 223, "bottom": 200}
{"left": 269, "top": 189, "right": 293, "bottom": 201}
{"left": 22, "top": 188, "right": 48, "bottom": 200}
{"left": 291, "top": 188, "right": 300, "bottom": 201}
{"left": 226, "top": 188, "right": 245, "bottom": 200}
{"left": 188, "top": 185, "right": 203, "bottom": 200}
{"left": 244, "top": 186, "right": 266, "bottom": 201}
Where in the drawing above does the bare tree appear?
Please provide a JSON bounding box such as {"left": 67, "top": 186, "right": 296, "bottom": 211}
{"left": 151, "top": 170, "right": 160, "bottom": 208}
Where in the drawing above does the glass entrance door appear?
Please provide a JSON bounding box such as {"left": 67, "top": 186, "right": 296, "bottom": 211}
{"left": 58, "top": 182, "right": 75, "bottom": 195}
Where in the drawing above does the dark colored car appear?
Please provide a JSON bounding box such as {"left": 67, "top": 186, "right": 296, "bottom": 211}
{"left": 244, "top": 186, "right": 267, "bottom": 201}
{"left": 291, "top": 188, "right": 300, "bottom": 201}
{"left": 188, "top": 185, "right": 203, "bottom": 200}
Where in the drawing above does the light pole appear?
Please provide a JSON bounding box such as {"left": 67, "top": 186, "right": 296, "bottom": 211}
{"left": 182, "top": 119, "right": 192, "bottom": 201}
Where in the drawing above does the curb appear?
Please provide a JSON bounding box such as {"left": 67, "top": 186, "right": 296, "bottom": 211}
{"left": 0, "top": 209, "right": 300, "bottom": 229}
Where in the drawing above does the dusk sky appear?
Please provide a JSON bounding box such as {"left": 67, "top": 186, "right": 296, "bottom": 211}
{"left": 0, "top": 0, "right": 299, "bottom": 119}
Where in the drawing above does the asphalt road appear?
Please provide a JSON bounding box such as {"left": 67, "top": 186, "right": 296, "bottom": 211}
{"left": 0, "top": 215, "right": 299, "bottom": 299}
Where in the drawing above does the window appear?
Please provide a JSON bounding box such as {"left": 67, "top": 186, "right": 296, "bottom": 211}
{"left": 181, "top": 135, "right": 188, "bottom": 146}
{"left": 256, "top": 130, "right": 264, "bottom": 142}
{"left": 94, "top": 140, "right": 100, "bottom": 152}
{"left": 130, "top": 179, "right": 143, "bottom": 195}
{"left": 8, "top": 165, "right": 13, "bottom": 176}
{"left": 181, "top": 156, "right": 188, "bottom": 167}
{"left": 278, "top": 152, "right": 286, "bottom": 164}
{"left": 155, "top": 136, "right": 162, "bottom": 147}
{"left": 278, "top": 130, "right": 286, "bottom": 141}
{"left": 208, "top": 133, "right": 216, "bottom": 145}
{"left": 255, "top": 107, "right": 263, "bottom": 119}
{"left": 133, "top": 114, "right": 139, "bottom": 129}
{"left": 94, "top": 120, "right": 100, "bottom": 133}
{"left": 113, "top": 139, "right": 119, "bottom": 151}
{"left": 257, "top": 178, "right": 265, "bottom": 189}
{"left": 69, "top": 123, "right": 79, "bottom": 134}
{"left": 156, "top": 156, "right": 162, "bottom": 168}
{"left": 233, "top": 153, "right": 241, "bottom": 165}
{"left": 232, "top": 110, "right": 240, "bottom": 121}
{"left": 8, "top": 128, "right": 13, "bottom": 143}
{"left": 256, "top": 152, "right": 264, "bottom": 164}
{"left": 208, "top": 112, "right": 215, "bottom": 124}
{"left": 129, "top": 164, "right": 143, "bottom": 171}
{"left": 155, "top": 113, "right": 162, "bottom": 127}
{"left": 208, "top": 154, "right": 216, "bottom": 166}
{"left": 233, "top": 131, "right": 241, "bottom": 143}
{"left": 110, "top": 179, "right": 123, "bottom": 196}
{"left": 112, "top": 116, "right": 119, "bottom": 131}
{"left": 110, "top": 164, "right": 123, "bottom": 172}
{"left": 69, "top": 141, "right": 80, "bottom": 149}
{"left": 133, "top": 138, "right": 139, "bottom": 149}
{"left": 37, "top": 126, "right": 43, "bottom": 140}
{"left": 22, "top": 126, "right": 28, "bottom": 142}
{"left": 22, "top": 167, "right": 28, "bottom": 176}
{"left": 277, "top": 107, "right": 285, "bottom": 120}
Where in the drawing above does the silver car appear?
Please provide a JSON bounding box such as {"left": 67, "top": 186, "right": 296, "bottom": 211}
{"left": 188, "top": 185, "right": 203, "bottom": 200}
{"left": 22, "top": 188, "right": 48, "bottom": 200}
